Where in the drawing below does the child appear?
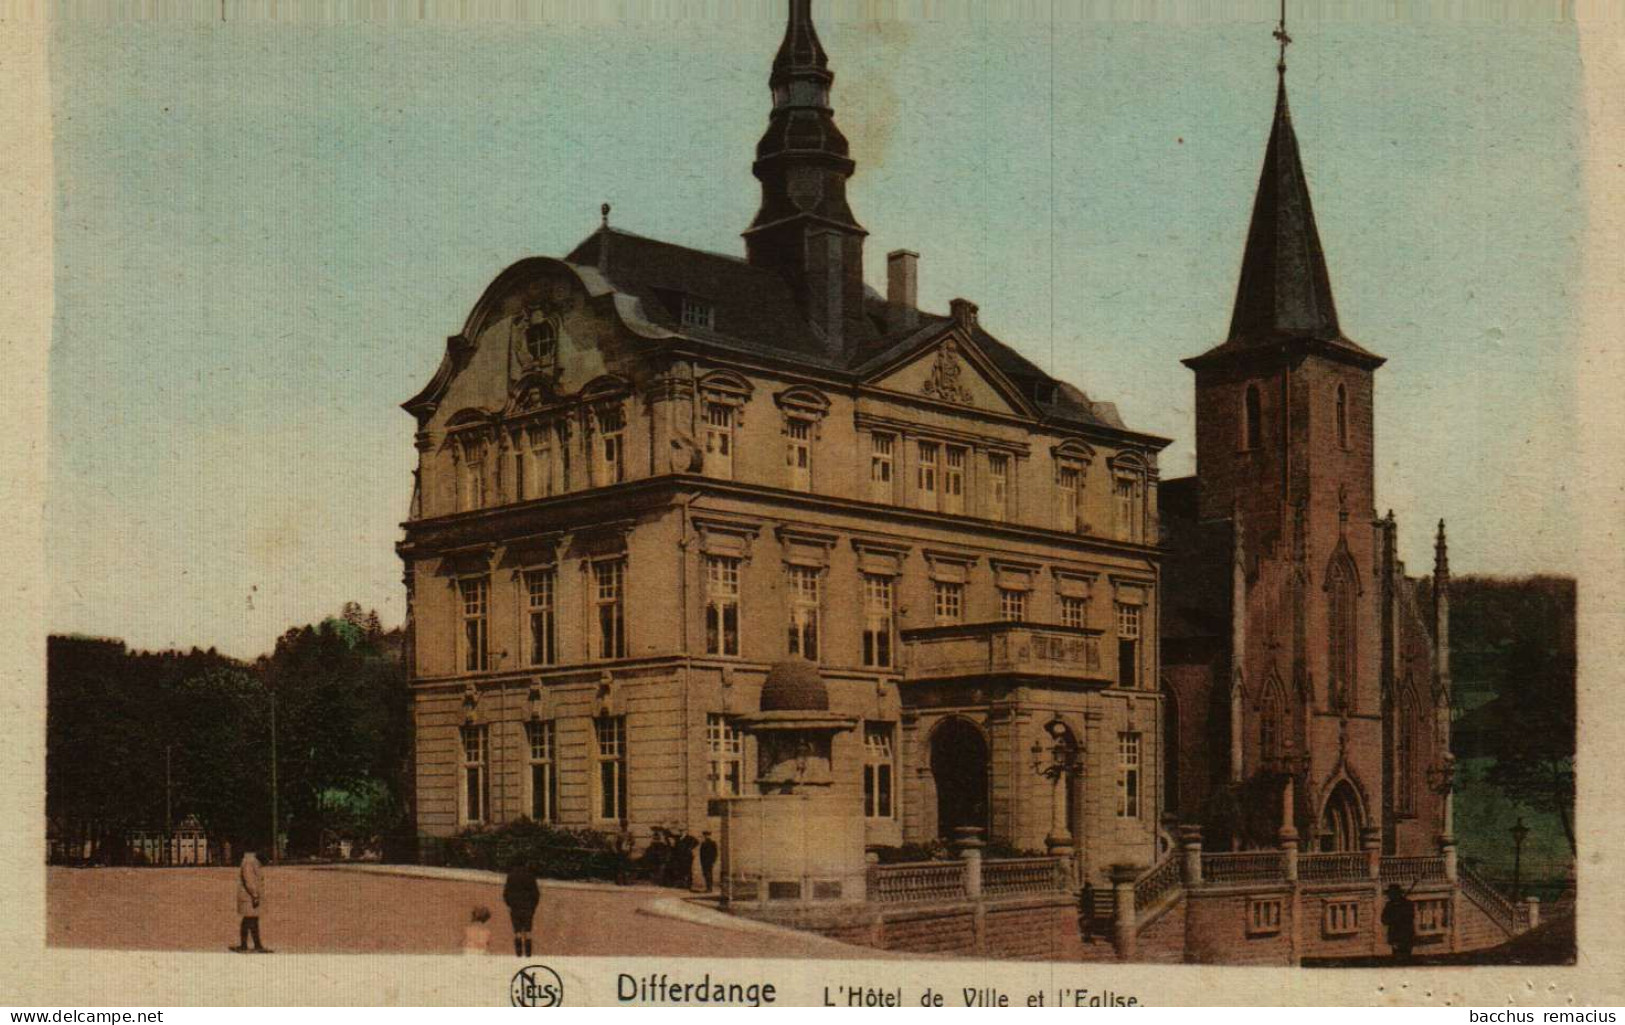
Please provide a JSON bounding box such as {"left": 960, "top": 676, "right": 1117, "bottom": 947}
{"left": 463, "top": 905, "right": 492, "bottom": 955}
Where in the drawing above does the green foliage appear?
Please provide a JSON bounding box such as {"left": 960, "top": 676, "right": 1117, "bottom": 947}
{"left": 444, "top": 819, "right": 622, "bottom": 880}
{"left": 47, "top": 604, "right": 409, "bottom": 858}
{"left": 1447, "top": 576, "right": 1576, "bottom": 862}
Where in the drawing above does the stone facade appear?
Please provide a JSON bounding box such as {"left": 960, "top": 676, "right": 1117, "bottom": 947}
{"left": 399, "top": 0, "right": 1455, "bottom": 919}
{"left": 399, "top": 1, "right": 1169, "bottom": 887}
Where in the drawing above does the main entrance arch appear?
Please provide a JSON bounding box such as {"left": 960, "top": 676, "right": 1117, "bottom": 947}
{"left": 930, "top": 718, "right": 989, "bottom": 839}
{"left": 1318, "top": 780, "right": 1365, "bottom": 852}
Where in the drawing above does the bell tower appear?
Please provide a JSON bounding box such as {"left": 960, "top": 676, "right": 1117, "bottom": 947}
{"left": 744, "top": 0, "right": 870, "bottom": 357}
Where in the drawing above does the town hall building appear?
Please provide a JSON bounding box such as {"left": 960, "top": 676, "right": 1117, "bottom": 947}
{"left": 397, "top": 0, "right": 1453, "bottom": 911}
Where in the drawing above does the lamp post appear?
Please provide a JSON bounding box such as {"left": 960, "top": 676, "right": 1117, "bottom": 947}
{"left": 1510, "top": 817, "right": 1530, "bottom": 900}
{"left": 1030, "top": 719, "right": 1082, "bottom": 879}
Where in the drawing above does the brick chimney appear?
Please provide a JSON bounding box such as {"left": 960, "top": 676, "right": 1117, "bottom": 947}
{"left": 887, "top": 250, "right": 919, "bottom": 334}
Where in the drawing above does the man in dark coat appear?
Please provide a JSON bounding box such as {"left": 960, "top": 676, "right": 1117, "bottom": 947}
{"left": 1381, "top": 883, "right": 1417, "bottom": 961}
{"left": 1077, "top": 880, "right": 1098, "bottom": 944}
{"left": 671, "top": 833, "right": 699, "bottom": 889}
{"left": 698, "top": 832, "right": 719, "bottom": 893}
{"left": 503, "top": 859, "right": 541, "bottom": 958}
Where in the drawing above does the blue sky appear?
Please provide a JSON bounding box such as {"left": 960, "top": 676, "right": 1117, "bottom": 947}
{"left": 47, "top": 5, "right": 1583, "bottom": 657}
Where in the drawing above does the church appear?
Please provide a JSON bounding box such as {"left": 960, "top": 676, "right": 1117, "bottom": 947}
{"left": 396, "top": 0, "right": 1451, "bottom": 904}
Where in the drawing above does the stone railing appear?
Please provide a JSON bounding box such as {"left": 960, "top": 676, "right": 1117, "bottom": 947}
{"left": 900, "top": 623, "right": 1106, "bottom": 684}
{"left": 1299, "top": 852, "right": 1370, "bottom": 884}
{"left": 1380, "top": 855, "right": 1447, "bottom": 887}
{"left": 868, "top": 860, "right": 968, "bottom": 904}
{"left": 1459, "top": 862, "right": 1520, "bottom": 934}
{"left": 1134, "top": 854, "right": 1183, "bottom": 913}
{"left": 1201, "top": 851, "right": 1285, "bottom": 885}
{"left": 982, "top": 857, "right": 1070, "bottom": 898}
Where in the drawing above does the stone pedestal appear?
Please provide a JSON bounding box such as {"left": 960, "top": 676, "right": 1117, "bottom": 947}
{"left": 1109, "top": 863, "right": 1141, "bottom": 960}
{"left": 1179, "top": 824, "right": 1204, "bottom": 885}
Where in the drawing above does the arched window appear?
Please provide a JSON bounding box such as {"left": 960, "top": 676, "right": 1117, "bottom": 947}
{"left": 1335, "top": 383, "right": 1349, "bottom": 449}
{"left": 1243, "top": 384, "right": 1263, "bottom": 451}
{"left": 1396, "top": 683, "right": 1417, "bottom": 814}
{"left": 1326, "top": 558, "right": 1357, "bottom": 708}
{"left": 1259, "top": 676, "right": 1286, "bottom": 766}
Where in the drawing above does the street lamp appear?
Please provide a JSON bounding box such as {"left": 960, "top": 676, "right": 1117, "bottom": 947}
{"left": 1510, "top": 817, "right": 1531, "bottom": 900}
{"left": 1030, "top": 719, "right": 1082, "bottom": 870}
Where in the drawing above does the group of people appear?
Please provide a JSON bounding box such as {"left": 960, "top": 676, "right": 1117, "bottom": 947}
{"left": 634, "top": 828, "right": 720, "bottom": 891}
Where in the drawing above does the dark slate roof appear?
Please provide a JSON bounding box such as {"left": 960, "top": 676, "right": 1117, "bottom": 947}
{"left": 1186, "top": 75, "right": 1381, "bottom": 370}
{"left": 566, "top": 227, "right": 1135, "bottom": 433}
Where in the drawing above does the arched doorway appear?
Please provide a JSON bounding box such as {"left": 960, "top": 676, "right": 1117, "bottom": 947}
{"left": 1319, "top": 780, "right": 1364, "bottom": 852}
{"left": 931, "top": 718, "right": 989, "bottom": 839}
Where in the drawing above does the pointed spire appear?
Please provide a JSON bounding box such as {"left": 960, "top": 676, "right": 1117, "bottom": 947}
{"left": 745, "top": 0, "right": 869, "bottom": 354}
{"left": 1434, "top": 519, "right": 1450, "bottom": 581}
{"left": 1226, "top": 12, "right": 1341, "bottom": 347}
{"left": 772, "top": 0, "right": 831, "bottom": 91}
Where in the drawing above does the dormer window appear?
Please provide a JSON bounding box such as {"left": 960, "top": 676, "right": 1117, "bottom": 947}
{"left": 524, "top": 318, "right": 557, "bottom": 365}
{"left": 681, "top": 297, "right": 715, "bottom": 330}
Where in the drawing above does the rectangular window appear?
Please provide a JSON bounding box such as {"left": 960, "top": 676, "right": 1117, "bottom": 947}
{"left": 458, "top": 439, "right": 487, "bottom": 512}
{"left": 596, "top": 406, "right": 624, "bottom": 485}
{"left": 1115, "top": 477, "right": 1139, "bottom": 542}
{"left": 703, "top": 403, "right": 734, "bottom": 479}
{"left": 1415, "top": 898, "right": 1451, "bottom": 936}
{"left": 1117, "top": 602, "right": 1141, "bottom": 688}
{"left": 459, "top": 577, "right": 489, "bottom": 673}
{"left": 1000, "top": 588, "right": 1027, "bottom": 623}
{"left": 862, "top": 574, "right": 895, "bottom": 668}
{"left": 530, "top": 427, "right": 553, "bottom": 498}
{"left": 594, "top": 716, "right": 628, "bottom": 822}
{"left": 512, "top": 442, "right": 526, "bottom": 502}
{"left": 460, "top": 725, "right": 489, "bottom": 825}
{"left": 933, "top": 581, "right": 964, "bottom": 626}
{"left": 1116, "top": 732, "right": 1141, "bottom": 818}
{"left": 526, "top": 720, "right": 557, "bottom": 823}
{"left": 787, "top": 566, "right": 821, "bottom": 660}
{"left": 1056, "top": 465, "right": 1080, "bottom": 531}
{"left": 1324, "top": 899, "right": 1360, "bottom": 936}
{"left": 707, "top": 714, "right": 744, "bottom": 798}
{"left": 943, "top": 446, "right": 966, "bottom": 515}
{"left": 1061, "top": 595, "right": 1089, "bottom": 630}
{"left": 1247, "top": 897, "right": 1284, "bottom": 936}
{"left": 786, "top": 419, "right": 812, "bottom": 492}
{"left": 525, "top": 569, "right": 557, "bottom": 666}
{"left": 593, "top": 559, "right": 627, "bottom": 659}
{"left": 987, "top": 453, "right": 1010, "bottom": 521}
{"left": 916, "top": 441, "right": 939, "bottom": 509}
{"left": 863, "top": 723, "right": 895, "bottom": 819}
{"left": 869, "top": 433, "right": 895, "bottom": 503}
{"left": 681, "top": 297, "right": 715, "bottom": 329}
{"left": 705, "top": 555, "right": 742, "bottom": 657}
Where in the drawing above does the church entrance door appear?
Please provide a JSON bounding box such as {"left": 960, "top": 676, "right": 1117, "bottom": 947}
{"left": 931, "top": 718, "right": 989, "bottom": 840}
{"left": 1319, "top": 781, "right": 1364, "bottom": 852}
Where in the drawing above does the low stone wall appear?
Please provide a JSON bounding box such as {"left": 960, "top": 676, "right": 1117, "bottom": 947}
{"left": 730, "top": 893, "right": 1078, "bottom": 960}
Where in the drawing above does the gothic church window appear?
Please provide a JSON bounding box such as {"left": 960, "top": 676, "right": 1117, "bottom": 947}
{"left": 1326, "top": 558, "right": 1357, "bottom": 707}
{"left": 1397, "top": 683, "right": 1417, "bottom": 814}
{"left": 1243, "top": 383, "right": 1263, "bottom": 451}
{"left": 1335, "top": 383, "right": 1350, "bottom": 449}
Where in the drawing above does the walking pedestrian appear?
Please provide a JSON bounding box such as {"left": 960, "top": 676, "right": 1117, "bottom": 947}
{"left": 231, "top": 844, "right": 270, "bottom": 953}
{"left": 699, "top": 832, "right": 719, "bottom": 893}
{"left": 463, "top": 905, "right": 492, "bottom": 955}
{"left": 503, "top": 858, "right": 541, "bottom": 958}
{"left": 1077, "top": 880, "right": 1098, "bottom": 945}
{"left": 1382, "top": 883, "right": 1417, "bottom": 961}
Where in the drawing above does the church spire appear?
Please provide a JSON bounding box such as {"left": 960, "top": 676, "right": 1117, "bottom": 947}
{"left": 1225, "top": 10, "right": 1341, "bottom": 346}
{"left": 744, "top": 0, "right": 869, "bottom": 355}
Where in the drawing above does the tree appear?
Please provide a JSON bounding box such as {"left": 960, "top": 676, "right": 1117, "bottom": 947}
{"left": 1483, "top": 634, "right": 1576, "bottom": 856}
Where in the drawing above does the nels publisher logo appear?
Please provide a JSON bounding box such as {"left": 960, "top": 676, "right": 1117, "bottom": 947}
{"left": 510, "top": 964, "right": 564, "bottom": 1007}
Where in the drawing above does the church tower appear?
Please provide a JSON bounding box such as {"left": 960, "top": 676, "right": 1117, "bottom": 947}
{"left": 1182, "top": 27, "right": 1390, "bottom": 851}
{"left": 744, "top": 0, "right": 870, "bottom": 356}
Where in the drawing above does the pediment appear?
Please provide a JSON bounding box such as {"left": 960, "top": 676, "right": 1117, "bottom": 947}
{"left": 866, "top": 334, "right": 1030, "bottom": 417}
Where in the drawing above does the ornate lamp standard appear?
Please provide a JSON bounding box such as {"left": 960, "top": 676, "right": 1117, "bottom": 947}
{"left": 1030, "top": 719, "right": 1082, "bottom": 878}
{"left": 1510, "top": 817, "right": 1531, "bottom": 900}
